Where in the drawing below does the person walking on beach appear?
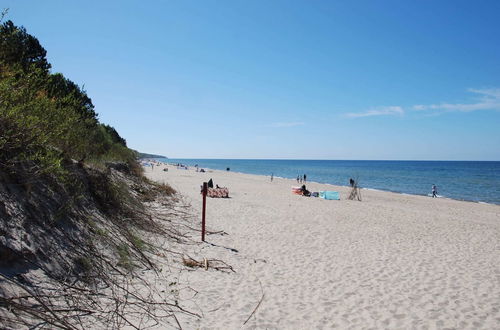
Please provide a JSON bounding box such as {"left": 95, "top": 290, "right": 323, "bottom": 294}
{"left": 271, "top": 173, "right": 273, "bottom": 182}
{"left": 297, "top": 175, "right": 300, "bottom": 183}
{"left": 432, "top": 184, "right": 437, "bottom": 198}
{"left": 303, "top": 174, "right": 307, "bottom": 183}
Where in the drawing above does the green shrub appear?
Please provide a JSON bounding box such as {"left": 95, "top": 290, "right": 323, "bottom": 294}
{"left": 0, "top": 20, "right": 139, "bottom": 182}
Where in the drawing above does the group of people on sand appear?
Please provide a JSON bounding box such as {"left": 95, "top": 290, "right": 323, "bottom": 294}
{"left": 194, "top": 164, "right": 206, "bottom": 173}
{"left": 210, "top": 168, "right": 439, "bottom": 199}
{"left": 141, "top": 160, "right": 161, "bottom": 171}
{"left": 271, "top": 173, "right": 308, "bottom": 184}
{"left": 200, "top": 178, "right": 229, "bottom": 198}
{"left": 296, "top": 174, "right": 307, "bottom": 184}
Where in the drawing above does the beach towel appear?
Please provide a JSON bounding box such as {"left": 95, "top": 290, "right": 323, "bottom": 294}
{"left": 319, "top": 191, "right": 340, "bottom": 200}
{"left": 207, "top": 187, "right": 229, "bottom": 198}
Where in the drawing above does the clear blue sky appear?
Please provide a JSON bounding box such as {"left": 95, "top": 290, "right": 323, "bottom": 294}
{"left": 4, "top": 0, "right": 500, "bottom": 160}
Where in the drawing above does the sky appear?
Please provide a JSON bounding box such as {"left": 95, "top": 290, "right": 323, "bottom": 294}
{"left": 3, "top": 0, "right": 500, "bottom": 160}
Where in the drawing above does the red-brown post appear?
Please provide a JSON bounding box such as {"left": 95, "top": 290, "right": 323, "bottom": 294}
{"left": 201, "top": 182, "right": 207, "bottom": 242}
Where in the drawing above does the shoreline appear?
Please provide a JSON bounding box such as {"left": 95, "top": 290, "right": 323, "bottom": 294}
{"left": 153, "top": 159, "right": 499, "bottom": 206}
{"left": 144, "top": 162, "right": 500, "bottom": 329}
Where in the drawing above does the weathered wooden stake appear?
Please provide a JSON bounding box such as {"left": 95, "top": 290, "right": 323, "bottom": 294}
{"left": 201, "top": 182, "right": 207, "bottom": 241}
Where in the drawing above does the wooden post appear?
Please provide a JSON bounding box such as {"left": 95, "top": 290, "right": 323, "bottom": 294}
{"left": 201, "top": 182, "right": 207, "bottom": 242}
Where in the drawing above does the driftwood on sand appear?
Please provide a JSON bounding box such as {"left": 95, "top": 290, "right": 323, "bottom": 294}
{"left": 182, "top": 255, "right": 235, "bottom": 273}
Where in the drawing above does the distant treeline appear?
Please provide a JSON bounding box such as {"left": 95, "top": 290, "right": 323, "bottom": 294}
{"left": 0, "top": 18, "right": 135, "bottom": 176}
{"left": 136, "top": 152, "right": 167, "bottom": 159}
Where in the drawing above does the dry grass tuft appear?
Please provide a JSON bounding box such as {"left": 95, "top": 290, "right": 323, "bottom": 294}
{"left": 157, "top": 183, "right": 176, "bottom": 196}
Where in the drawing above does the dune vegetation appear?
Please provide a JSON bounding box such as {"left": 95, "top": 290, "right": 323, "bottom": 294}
{"left": 0, "top": 16, "right": 198, "bottom": 329}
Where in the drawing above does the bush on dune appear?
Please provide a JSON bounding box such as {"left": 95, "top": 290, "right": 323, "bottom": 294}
{"left": 0, "top": 19, "right": 135, "bottom": 177}
{"left": 0, "top": 18, "right": 200, "bottom": 329}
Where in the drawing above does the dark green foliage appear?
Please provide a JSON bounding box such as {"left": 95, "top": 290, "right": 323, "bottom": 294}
{"left": 46, "top": 73, "right": 97, "bottom": 121}
{"left": 135, "top": 151, "right": 167, "bottom": 158}
{"left": 0, "top": 20, "right": 50, "bottom": 72}
{"left": 101, "top": 123, "right": 127, "bottom": 146}
{"left": 0, "top": 18, "right": 196, "bottom": 329}
{"left": 0, "top": 20, "right": 137, "bottom": 179}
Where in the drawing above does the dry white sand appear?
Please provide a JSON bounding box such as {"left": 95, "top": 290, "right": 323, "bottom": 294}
{"left": 145, "top": 163, "right": 500, "bottom": 329}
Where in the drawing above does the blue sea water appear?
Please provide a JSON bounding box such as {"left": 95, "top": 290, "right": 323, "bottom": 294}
{"left": 160, "top": 159, "right": 500, "bottom": 205}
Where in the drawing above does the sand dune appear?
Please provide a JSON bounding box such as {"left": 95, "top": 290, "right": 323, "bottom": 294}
{"left": 145, "top": 163, "right": 500, "bottom": 329}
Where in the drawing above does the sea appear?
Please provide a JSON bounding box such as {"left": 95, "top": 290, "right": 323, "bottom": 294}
{"left": 158, "top": 159, "right": 500, "bottom": 205}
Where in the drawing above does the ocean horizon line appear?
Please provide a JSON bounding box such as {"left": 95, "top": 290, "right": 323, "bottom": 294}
{"left": 162, "top": 158, "right": 500, "bottom": 162}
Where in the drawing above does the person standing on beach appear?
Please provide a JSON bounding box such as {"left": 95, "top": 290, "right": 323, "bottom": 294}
{"left": 432, "top": 184, "right": 437, "bottom": 198}
{"left": 271, "top": 173, "right": 273, "bottom": 182}
{"left": 297, "top": 175, "right": 300, "bottom": 183}
{"left": 303, "top": 174, "right": 307, "bottom": 183}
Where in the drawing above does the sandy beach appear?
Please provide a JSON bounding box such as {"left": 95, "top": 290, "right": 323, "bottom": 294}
{"left": 145, "top": 163, "right": 500, "bottom": 329}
